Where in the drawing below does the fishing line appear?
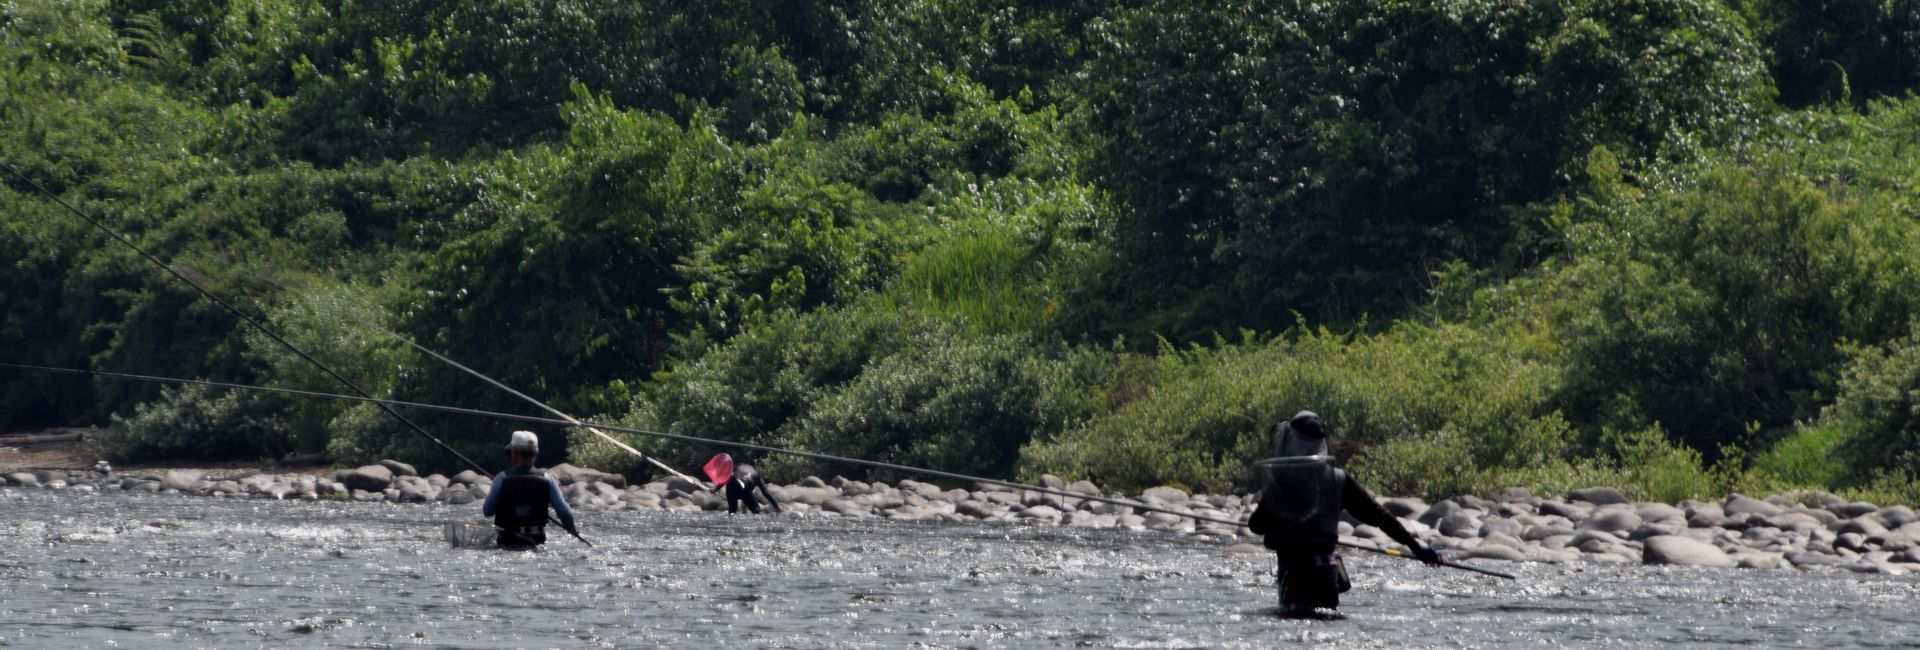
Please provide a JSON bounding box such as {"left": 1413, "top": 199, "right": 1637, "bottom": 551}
{"left": 1, "top": 163, "right": 589, "bottom": 545}
{"left": 0, "top": 361, "right": 1513, "bottom": 578}
{"left": 196, "top": 255, "right": 705, "bottom": 487}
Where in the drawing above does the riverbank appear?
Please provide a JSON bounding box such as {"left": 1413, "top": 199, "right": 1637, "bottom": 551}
{"left": 6, "top": 449, "right": 1918, "bottom": 575}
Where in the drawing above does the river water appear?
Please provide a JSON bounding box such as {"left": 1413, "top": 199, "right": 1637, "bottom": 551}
{"left": 3, "top": 487, "right": 1918, "bottom": 648}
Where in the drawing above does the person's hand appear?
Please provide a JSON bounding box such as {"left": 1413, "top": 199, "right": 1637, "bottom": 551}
{"left": 1413, "top": 544, "right": 1443, "bottom": 566}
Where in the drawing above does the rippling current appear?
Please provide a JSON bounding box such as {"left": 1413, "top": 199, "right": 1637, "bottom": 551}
{"left": 3, "top": 487, "right": 1918, "bottom": 648}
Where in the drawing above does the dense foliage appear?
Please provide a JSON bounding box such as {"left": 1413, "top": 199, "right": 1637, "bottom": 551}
{"left": 4, "top": 0, "right": 1918, "bottom": 505}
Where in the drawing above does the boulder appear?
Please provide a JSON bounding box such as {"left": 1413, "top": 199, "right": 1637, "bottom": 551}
{"left": 1495, "top": 487, "right": 1537, "bottom": 504}
{"left": 451, "top": 470, "right": 489, "bottom": 488}
{"left": 1140, "top": 486, "right": 1191, "bottom": 505}
{"left": 1478, "top": 517, "right": 1523, "bottom": 538}
{"left": 1567, "top": 487, "right": 1629, "bottom": 506}
{"left": 1628, "top": 522, "right": 1686, "bottom": 541}
{"left": 162, "top": 470, "right": 203, "bottom": 492}
{"left": 1379, "top": 497, "right": 1427, "bottom": 519}
{"left": 1580, "top": 509, "right": 1643, "bottom": 534}
{"left": 1839, "top": 516, "right": 1889, "bottom": 537}
{"left": 1875, "top": 505, "right": 1917, "bottom": 528}
{"left": 444, "top": 487, "right": 476, "bottom": 505}
{"left": 1764, "top": 513, "right": 1824, "bottom": 534}
{"left": 7, "top": 472, "right": 40, "bottom": 488}
{"left": 797, "top": 476, "right": 830, "bottom": 488}
{"left": 822, "top": 499, "right": 869, "bottom": 516}
{"left": 1459, "top": 545, "right": 1529, "bottom": 562}
{"left": 1642, "top": 535, "right": 1736, "bottom": 567}
{"left": 618, "top": 491, "right": 662, "bottom": 509}
{"left": 1784, "top": 551, "right": 1845, "bottom": 568}
{"left": 1018, "top": 505, "right": 1064, "bottom": 521}
{"left": 955, "top": 501, "right": 997, "bottom": 519}
{"left": 1143, "top": 512, "right": 1192, "bottom": 531}
{"left": 1538, "top": 501, "right": 1592, "bottom": 520}
{"left": 1723, "top": 494, "right": 1785, "bottom": 518}
{"left": 1418, "top": 501, "right": 1464, "bottom": 527}
{"left": 1636, "top": 503, "right": 1687, "bottom": 524}
{"left": 1733, "top": 552, "right": 1785, "bottom": 569}
{"left": 1831, "top": 501, "right": 1879, "bottom": 519}
{"left": 377, "top": 459, "right": 418, "bottom": 478}
{"left": 337, "top": 465, "right": 395, "bottom": 492}
{"left": 1438, "top": 512, "right": 1483, "bottom": 538}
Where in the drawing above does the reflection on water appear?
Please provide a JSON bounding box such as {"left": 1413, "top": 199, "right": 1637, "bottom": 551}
{"left": 3, "top": 487, "right": 1918, "bottom": 648}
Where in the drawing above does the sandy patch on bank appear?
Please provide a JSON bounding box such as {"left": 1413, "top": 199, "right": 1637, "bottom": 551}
{"left": 1, "top": 428, "right": 334, "bottom": 479}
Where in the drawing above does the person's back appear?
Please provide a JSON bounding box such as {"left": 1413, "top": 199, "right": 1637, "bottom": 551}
{"left": 1247, "top": 411, "right": 1439, "bottom": 617}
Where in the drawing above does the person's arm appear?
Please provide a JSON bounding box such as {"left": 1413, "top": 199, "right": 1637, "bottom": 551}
{"left": 546, "top": 476, "right": 578, "bottom": 533}
{"left": 481, "top": 474, "right": 507, "bottom": 517}
{"left": 754, "top": 476, "right": 782, "bottom": 512}
{"left": 1342, "top": 476, "right": 1441, "bottom": 564}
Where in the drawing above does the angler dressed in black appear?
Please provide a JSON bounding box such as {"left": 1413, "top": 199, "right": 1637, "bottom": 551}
{"left": 1247, "top": 411, "right": 1443, "bottom": 618}
{"left": 713, "top": 461, "right": 783, "bottom": 514}
{"left": 482, "top": 430, "right": 580, "bottom": 548}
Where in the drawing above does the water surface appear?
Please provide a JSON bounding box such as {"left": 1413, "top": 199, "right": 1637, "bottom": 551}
{"left": 3, "top": 487, "right": 1917, "bottom": 648}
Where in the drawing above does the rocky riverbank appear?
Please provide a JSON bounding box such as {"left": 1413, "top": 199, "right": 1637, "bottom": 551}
{"left": 6, "top": 461, "right": 1918, "bottom": 574}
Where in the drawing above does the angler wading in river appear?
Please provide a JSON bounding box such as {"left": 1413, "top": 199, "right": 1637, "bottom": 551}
{"left": 1248, "top": 411, "right": 1444, "bottom": 618}
{"left": 483, "top": 430, "right": 581, "bottom": 548}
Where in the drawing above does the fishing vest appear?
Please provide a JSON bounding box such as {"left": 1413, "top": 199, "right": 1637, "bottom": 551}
{"left": 1254, "top": 455, "right": 1345, "bottom": 537}
{"left": 731, "top": 464, "right": 758, "bottom": 491}
{"left": 493, "top": 467, "right": 551, "bottom": 537}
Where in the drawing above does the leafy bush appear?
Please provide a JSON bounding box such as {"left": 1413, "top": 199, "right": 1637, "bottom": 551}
{"left": 1020, "top": 320, "right": 1566, "bottom": 494}
{"left": 94, "top": 383, "right": 288, "bottom": 462}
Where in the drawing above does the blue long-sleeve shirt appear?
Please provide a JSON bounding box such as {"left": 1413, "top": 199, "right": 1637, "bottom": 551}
{"left": 482, "top": 470, "right": 577, "bottom": 533}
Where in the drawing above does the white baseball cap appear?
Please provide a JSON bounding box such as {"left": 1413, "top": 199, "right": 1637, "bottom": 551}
{"left": 506, "top": 430, "right": 539, "bottom": 454}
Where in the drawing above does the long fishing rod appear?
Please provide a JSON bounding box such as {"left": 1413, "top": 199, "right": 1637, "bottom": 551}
{"left": 194, "top": 252, "right": 707, "bottom": 488}
{"left": 2, "top": 361, "right": 1517, "bottom": 578}
{"left": 0, "top": 163, "right": 591, "bottom": 547}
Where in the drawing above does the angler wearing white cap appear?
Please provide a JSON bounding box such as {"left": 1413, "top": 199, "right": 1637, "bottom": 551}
{"left": 481, "top": 430, "right": 581, "bottom": 548}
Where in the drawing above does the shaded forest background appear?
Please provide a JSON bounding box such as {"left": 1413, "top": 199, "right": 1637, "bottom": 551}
{"left": 4, "top": 0, "right": 1920, "bottom": 504}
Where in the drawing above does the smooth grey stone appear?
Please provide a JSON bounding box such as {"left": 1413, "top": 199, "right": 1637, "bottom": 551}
{"left": 162, "top": 470, "right": 203, "bottom": 492}
{"left": 1636, "top": 502, "right": 1687, "bottom": 524}
{"left": 451, "top": 470, "right": 488, "bottom": 487}
{"left": 1873, "top": 531, "right": 1915, "bottom": 552}
{"left": 1831, "top": 501, "right": 1879, "bottom": 518}
{"left": 1460, "top": 545, "right": 1529, "bottom": 562}
{"left": 134, "top": 481, "right": 161, "bottom": 493}
{"left": 377, "top": 459, "right": 418, "bottom": 478}
{"left": 797, "top": 476, "right": 830, "bottom": 488}
{"left": 1496, "top": 503, "right": 1536, "bottom": 517}
{"left": 1066, "top": 511, "right": 1115, "bottom": 528}
{"left": 665, "top": 476, "right": 703, "bottom": 493}
{"left": 857, "top": 493, "right": 905, "bottom": 510}
{"left": 6, "top": 472, "right": 40, "bottom": 488}
{"left": 984, "top": 491, "right": 1022, "bottom": 506}
{"left": 1438, "top": 512, "right": 1482, "bottom": 538}
{"left": 1765, "top": 495, "right": 1797, "bottom": 507}
{"left": 1481, "top": 531, "right": 1527, "bottom": 549}
{"left": 1875, "top": 506, "right": 1916, "bottom": 528}
{"left": 350, "top": 489, "right": 385, "bottom": 502}
{"left": 1787, "top": 507, "right": 1839, "bottom": 526}
{"left": 770, "top": 486, "right": 838, "bottom": 506}
{"left": 1496, "top": 487, "right": 1536, "bottom": 503}
{"left": 1523, "top": 523, "right": 1576, "bottom": 542}
{"left": 396, "top": 484, "right": 434, "bottom": 503}
{"left": 1086, "top": 499, "right": 1133, "bottom": 516}
{"left": 1140, "top": 486, "right": 1190, "bottom": 505}
{"left": 1837, "top": 532, "right": 1870, "bottom": 552}
{"left": 822, "top": 499, "right": 868, "bottom": 516}
{"left": 1418, "top": 501, "right": 1463, "bottom": 527}
{"left": 1022, "top": 490, "right": 1064, "bottom": 509}
{"left": 1452, "top": 495, "right": 1495, "bottom": 511}
{"left": 1839, "top": 516, "right": 1889, "bottom": 537}
{"left": 1379, "top": 497, "right": 1427, "bottom": 519}
{"left": 336, "top": 465, "right": 394, "bottom": 492}
{"left": 898, "top": 479, "right": 944, "bottom": 498}
{"left": 31, "top": 470, "right": 66, "bottom": 484}
{"left": 884, "top": 505, "right": 940, "bottom": 521}
{"left": 1765, "top": 513, "right": 1824, "bottom": 534}
{"left": 955, "top": 501, "right": 996, "bottom": 519}
{"left": 1642, "top": 535, "right": 1736, "bottom": 567}
{"left": 1571, "top": 529, "right": 1624, "bottom": 548}
{"left": 1784, "top": 551, "right": 1844, "bottom": 567}
{"left": 1034, "top": 474, "right": 1067, "bottom": 491}
{"left": 425, "top": 474, "right": 450, "bottom": 489}
{"left": 618, "top": 491, "right": 661, "bottom": 508}
{"left": 1143, "top": 512, "right": 1192, "bottom": 531}
{"left": 1723, "top": 494, "right": 1786, "bottom": 518}
{"left": 1734, "top": 552, "right": 1785, "bottom": 569}
{"left": 1742, "top": 526, "right": 1784, "bottom": 542}
{"left": 1065, "top": 480, "right": 1102, "bottom": 499}
{"left": 1628, "top": 522, "right": 1686, "bottom": 541}
{"left": 1580, "top": 510, "right": 1643, "bottom": 533}
{"left": 1568, "top": 487, "right": 1628, "bottom": 506}
{"left": 1479, "top": 517, "right": 1523, "bottom": 538}
{"left": 1118, "top": 514, "right": 1147, "bottom": 529}
{"left": 1688, "top": 510, "right": 1727, "bottom": 529}
{"left": 211, "top": 480, "right": 243, "bottom": 494}
{"left": 1538, "top": 501, "right": 1591, "bottom": 520}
